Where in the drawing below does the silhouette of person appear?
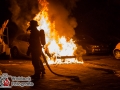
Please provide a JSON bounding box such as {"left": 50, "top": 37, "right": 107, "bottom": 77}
{"left": 27, "top": 20, "right": 46, "bottom": 80}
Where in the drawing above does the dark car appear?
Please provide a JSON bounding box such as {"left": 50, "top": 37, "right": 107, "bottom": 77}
{"left": 94, "top": 35, "right": 120, "bottom": 55}
{"left": 76, "top": 35, "right": 110, "bottom": 55}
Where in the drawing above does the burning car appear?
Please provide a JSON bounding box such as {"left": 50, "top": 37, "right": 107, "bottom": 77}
{"left": 76, "top": 34, "right": 110, "bottom": 55}
{"left": 10, "top": 33, "right": 84, "bottom": 64}
{"left": 11, "top": 0, "right": 84, "bottom": 64}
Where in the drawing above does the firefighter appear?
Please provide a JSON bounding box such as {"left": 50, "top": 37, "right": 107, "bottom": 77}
{"left": 27, "top": 20, "right": 46, "bottom": 80}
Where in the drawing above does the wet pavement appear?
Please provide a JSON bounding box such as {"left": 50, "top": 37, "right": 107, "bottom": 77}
{"left": 0, "top": 55, "right": 120, "bottom": 90}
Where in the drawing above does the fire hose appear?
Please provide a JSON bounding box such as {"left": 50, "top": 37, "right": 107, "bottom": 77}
{"left": 41, "top": 49, "right": 81, "bottom": 83}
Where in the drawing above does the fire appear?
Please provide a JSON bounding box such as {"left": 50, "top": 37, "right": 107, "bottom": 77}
{"left": 33, "top": 0, "right": 84, "bottom": 64}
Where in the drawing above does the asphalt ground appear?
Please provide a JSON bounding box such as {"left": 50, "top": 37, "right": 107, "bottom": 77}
{"left": 0, "top": 55, "right": 120, "bottom": 90}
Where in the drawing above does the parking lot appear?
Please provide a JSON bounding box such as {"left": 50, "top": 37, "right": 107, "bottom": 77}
{"left": 0, "top": 55, "right": 120, "bottom": 90}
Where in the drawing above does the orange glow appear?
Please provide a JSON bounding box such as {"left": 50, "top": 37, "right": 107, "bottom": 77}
{"left": 33, "top": 0, "right": 84, "bottom": 64}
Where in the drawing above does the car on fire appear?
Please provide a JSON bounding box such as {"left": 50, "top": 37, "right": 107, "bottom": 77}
{"left": 76, "top": 34, "right": 110, "bottom": 55}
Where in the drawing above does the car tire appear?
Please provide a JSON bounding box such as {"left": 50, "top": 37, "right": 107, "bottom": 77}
{"left": 11, "top": 47, "right": 19, "bottom": 59}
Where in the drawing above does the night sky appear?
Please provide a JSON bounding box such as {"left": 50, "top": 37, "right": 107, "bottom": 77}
{"left": 0, "top": 0, "right": 11, "bottom": 26}
{"left": 0, "top": 0, "right": 120, "bottom": 41}
{"left": 73, "top": 0, "right": 120, "bottom": 38}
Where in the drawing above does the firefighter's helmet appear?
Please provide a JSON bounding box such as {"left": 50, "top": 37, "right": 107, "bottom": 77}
{"left": 30, "top": 20, "right": 38, "bottom": 26}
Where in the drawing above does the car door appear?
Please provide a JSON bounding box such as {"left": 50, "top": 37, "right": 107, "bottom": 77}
{"left": 20, "top": 34, "right": 29, "bottom": 55}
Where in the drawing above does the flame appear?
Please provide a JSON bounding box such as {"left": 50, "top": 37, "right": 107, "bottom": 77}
{"left": 33, "top": 0, "right": 84, "bottom": 64}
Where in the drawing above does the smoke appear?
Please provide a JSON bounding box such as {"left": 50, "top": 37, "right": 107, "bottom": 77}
{"left": 9, "top": 0, "right": 41, "bottom": 32}
{"left": 47, "top": 0, "right": 79, "bottom": 38}
{"left": 9, "top": 0, "right": 79, "bottom": 37}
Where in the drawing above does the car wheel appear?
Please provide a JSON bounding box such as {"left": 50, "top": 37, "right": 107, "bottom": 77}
{"left": 11, "top": 47, "right": 19, "bottom": 59}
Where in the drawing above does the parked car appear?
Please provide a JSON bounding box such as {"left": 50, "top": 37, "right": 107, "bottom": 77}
{"left": 76, "top": 34, "right": 110, "bottom": 55}
{"left": 0, "top": 27, "right": 11, "bottom": 59}
{"left": 10, "top": 33, "right": 30, "bottom": 59}
{"left": 94, "top": 35, "right": 120, "bottom": 55}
